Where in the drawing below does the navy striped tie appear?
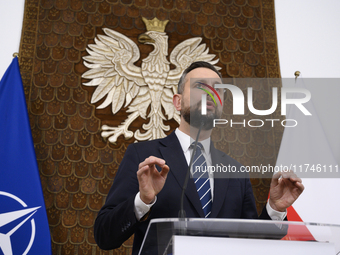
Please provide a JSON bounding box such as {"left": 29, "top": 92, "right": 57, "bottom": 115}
{"left": 191, "top": 142, "right": 212, "bottom": 218}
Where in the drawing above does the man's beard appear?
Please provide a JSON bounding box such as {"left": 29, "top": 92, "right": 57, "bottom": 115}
{"left": 181, "top": 101, "right": 221, "bottom": 130}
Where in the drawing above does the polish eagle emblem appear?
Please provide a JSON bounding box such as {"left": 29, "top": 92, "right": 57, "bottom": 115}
{"left": 82, "top": 17, "right": 220, "bottom": 143}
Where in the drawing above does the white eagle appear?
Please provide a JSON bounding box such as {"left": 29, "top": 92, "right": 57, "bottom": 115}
{"left": 82, "top": 17, "right": 220, "bottom": 143}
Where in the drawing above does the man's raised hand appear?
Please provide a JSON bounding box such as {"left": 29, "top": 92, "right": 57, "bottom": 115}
{"left": 137, "top": 156, "right": 170, "bottom": 204}
{"left": 269, "top": 171, "right": 304, "bottom": 212}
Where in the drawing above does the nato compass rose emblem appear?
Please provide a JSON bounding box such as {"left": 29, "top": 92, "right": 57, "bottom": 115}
{"left": 0, "top": 191, "right": 40, "bottom": 255}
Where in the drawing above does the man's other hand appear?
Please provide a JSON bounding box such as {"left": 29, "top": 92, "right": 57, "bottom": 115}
{"left": 137, "top": 156, "right": 170, "bottom": 204}
{"left": 269, "top": 171, "right": 304, "bottom": 212}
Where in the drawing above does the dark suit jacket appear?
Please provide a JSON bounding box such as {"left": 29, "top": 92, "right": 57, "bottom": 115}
{"left": 94, "top": 131, "right": 271, "bottom": 254}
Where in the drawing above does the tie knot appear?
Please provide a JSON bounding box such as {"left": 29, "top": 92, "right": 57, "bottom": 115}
{"left": 190, "top": 142, "right": 204, "bottom": 152}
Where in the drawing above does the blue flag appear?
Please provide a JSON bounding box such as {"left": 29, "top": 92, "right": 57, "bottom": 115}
{"left": 0, "top": 57, "right": 52, "bottom": 255}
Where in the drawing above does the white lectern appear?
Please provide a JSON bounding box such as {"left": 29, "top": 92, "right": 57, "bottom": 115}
{"left": 138, "top": 218, "right": 340, "bottom": 255}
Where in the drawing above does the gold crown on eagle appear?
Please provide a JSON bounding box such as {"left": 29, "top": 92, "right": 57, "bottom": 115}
{"left": 142, "top": 17, "right": 169, "bottom": 32}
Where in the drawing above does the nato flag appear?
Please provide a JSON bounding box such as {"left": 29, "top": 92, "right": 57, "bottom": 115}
{"left": 0, "top": 57, "right": 52, "bottom": 255}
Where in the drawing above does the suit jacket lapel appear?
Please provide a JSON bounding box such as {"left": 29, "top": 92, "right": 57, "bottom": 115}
{"left": 159, "top": 132, "right": 204, "bottom": 218}
{"left": 210, "top": 143, "right": 230, "bottom": 218}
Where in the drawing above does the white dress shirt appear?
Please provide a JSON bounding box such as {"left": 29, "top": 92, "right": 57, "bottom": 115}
{"left": 134, "top": 128, "right": 286, "bottom": 221}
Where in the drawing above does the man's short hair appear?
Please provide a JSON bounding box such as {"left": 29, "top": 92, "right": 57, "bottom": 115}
{"left": 177, "top": 61, "right": 222, "bottom": 94}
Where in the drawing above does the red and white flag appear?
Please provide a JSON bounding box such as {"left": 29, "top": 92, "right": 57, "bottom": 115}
{"left": 275, "top": 77, "right": 340, "bottom": 243}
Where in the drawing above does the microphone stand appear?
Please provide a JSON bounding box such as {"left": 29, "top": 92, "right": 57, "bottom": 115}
{"left": 178, "top": 121, "right": 204, "bottom": 235}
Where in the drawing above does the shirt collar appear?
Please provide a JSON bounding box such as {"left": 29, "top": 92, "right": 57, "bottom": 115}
{"left": 175, "top": 128, "right": 211, "bottom": 155}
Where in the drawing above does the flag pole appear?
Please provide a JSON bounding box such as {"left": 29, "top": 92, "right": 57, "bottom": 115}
{"left": 294, "top": 71, "right": 300, "bottom": 78}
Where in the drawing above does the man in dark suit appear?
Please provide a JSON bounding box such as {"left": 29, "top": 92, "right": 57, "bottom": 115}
{"left": 94, "top": 62, "right": 304, "bottom": 254}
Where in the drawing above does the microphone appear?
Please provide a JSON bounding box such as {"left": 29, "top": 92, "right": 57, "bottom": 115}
{"left": 178, "top": 120, "right": 205, "bottom": 221}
